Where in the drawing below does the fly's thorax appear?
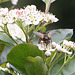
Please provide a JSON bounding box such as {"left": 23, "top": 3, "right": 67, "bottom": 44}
{"left": 41, "top": 34, "right": 51, "bottom": 45}
{"left": 43, "top": 34, "right": 50, "bottom": 40}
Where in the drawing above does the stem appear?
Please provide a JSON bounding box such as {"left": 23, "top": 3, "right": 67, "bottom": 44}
{"left": 50, "top": 52, "right": 57, "bottom": 64}
{"left": 46, "top": 68, "right": 49, "bottom": 75}
{"left": 68, "top": 54, "right": 71, "bottom": 59}
{"left": 56, "top": 54, "right": 75, "bottom": 75}
{"left": 64, "top": 53, "right": 66, "bottom": 63}
{"left": 15, "top": 20, "right": 28, "bottom": 43}
{"left": 38, "top": 22, "right": 49, "bottom": 30}
{"left": 56, "top": 63, "right": 65, "bottom": 75}
{"left": 45, "top": 0, "right": 51, "bottom": 13}
{"left": 38, "top": 0, "right": 51, "bottom": 43}
{"left": 49, "top": 53, "right": 62, "bottom": 68}
{"left": 26, "top": 34, "right": 29, "bottom": 43}
{"left": 27, "top": 25, "right": 29, "bottom": 34}
{"left": 35, "top": 21, "right": 42, "bottom": 31}
{"left": 28, "top": 24, "right": 35, "bottom": 33}
{"left": 22, "top": 27, "right": 29, "bottom": 43}
{"left": 29, "top": 21, "right": 42, "bottom": 41}
{"left": 29, "top": 34, "right": 34, "bottom": 42}
{"left": 4, "top": 25, "right": 18, "bottom": 45}
{"left": 9, "top": 35, "right": 18, "bottom": 45}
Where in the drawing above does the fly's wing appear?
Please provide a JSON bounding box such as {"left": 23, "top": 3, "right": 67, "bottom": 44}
{"left": 33, "top": 31, "right": 44, "bottom": 39}
{"left": 48, "top": 30, "right": 56, "bottom": 38}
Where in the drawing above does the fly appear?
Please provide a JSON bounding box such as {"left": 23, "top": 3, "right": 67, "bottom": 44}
{"left": 33, "top": 30, "right": 56, "bottom": 45}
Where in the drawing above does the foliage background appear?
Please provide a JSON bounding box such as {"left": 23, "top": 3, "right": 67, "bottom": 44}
{"left": 0, "top": 0, "right": 75, "bottom": 41}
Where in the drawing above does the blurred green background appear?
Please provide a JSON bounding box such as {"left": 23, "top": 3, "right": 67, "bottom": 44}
{"left": 0, "top": 0, "right": 75, "bottom": 41}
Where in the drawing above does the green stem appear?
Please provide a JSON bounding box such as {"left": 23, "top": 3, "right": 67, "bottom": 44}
{"left": 28, "top": 24, "right": 35, "bottom": 33}
{"left": 56, "top": 54, "right": 75, "bottom": 75}
{"left": 50, "top": 52, "right": 57, "bottom": 64}
{"left": 29, "top": 34, "right": 34, "bottom": 42}
{"left": 29, "top": 21, "right": 42, "bottom": 41}
{"left": 46, "top": 68, "right": 49, "bottom": 75}
{"left": 68, "top": 53, "right": 71, "bottom": 59}
{"left": 49, "top": 53, "right": 62, "bottom": 68}
{"left": 27, "top": 25, "right": 29, "bottom": 34}
{"left": 4, "top": 25, "right": 18, "bottom": 45}
{"left": 22, "top": 27, "right": 29, "bottom": 43}
{"left": 38, "top": 22, "right": 49, "bottom": 30}
{"left": 64, "top": 53, "right": 66, "bottom": 63}
{"left": 15, "top": 20, "right": 28, "bottom": 43}
{"left": 9, "top": 35, "right": 18, "bottom": 45}
{"left": 35, "top": 21, "right": 42, "bottom": 31}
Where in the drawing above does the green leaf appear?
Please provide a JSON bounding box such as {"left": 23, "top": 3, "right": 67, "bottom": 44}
{"left": 41, "top": 26, "right": 46, "bottom": 33}
{"left": 51, "top": 29, "right": 73, "bottom": 43}
{"left": 7, "top": 43, "right": 42, "bottom": 74}
{"left": 50, "top": 57, "right": 75, "bottom": 75}
{"left": 0, "top": 32, "right": 16, "bottom": 45}
{"left": 0, "top": 0, "right": 9, "bottom": 3}
{"left": 0, "top": 70, "right": 11, "bottom": 75}
{"left": 25, "top": 56, "right": 48, "bottom": 75}
{"left": 0, "top": 45, "right": 13, "bottom": 64}
{"left": 0, "top": 43, "right": 5, "bottom": 55}
{"left": 0, "top": 34, "right": 14, "bottom": 64}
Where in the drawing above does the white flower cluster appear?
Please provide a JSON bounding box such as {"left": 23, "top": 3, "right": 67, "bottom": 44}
{"left": 0, "top": 5, "right": 58, "bottom": 26}
{"left": 0, "top": 5, "right": 58, "bottom": 42}
{"left": 37, "top": 41, "right": 55, "bottom": 56}
{"left": 63, "top": 40, "right": 75, "bottom": 50}
{"left": 37, "top": 40, "right": 74, "bottom": 56}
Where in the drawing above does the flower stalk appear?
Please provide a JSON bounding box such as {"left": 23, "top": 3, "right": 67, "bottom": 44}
{"left": 56, "top": 54, "right": 75, "bottom": 75}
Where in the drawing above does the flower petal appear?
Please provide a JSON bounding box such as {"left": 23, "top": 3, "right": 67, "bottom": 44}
{"left": 45, "top": 50, "right": 51, "bottom": 56}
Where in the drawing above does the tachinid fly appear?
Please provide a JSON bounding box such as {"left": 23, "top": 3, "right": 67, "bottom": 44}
{"left": 33, "top": 30, "right": 56, "bottom": 45}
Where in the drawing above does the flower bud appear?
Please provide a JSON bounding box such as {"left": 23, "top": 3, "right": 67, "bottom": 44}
{"left": 45, "top": 50, "right": 51, "bottom": 56}
{"left": 56, "top": 44, "right": 62, "bottom": 51}
{"left": 52, "top": 42, "right": 57, "bottom": 48}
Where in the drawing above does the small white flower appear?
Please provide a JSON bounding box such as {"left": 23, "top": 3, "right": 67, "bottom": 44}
{"left": 68, "top": 41, "right": 74, "bottom": 47}
{"left": 63, "top": 40, "right": 74, "bottom": 47}
{"left": 51, "top": 0, "right": 56, "bottom": 3}
{"left": 72, "top": 43, "right": 75, "bottom": 49}
{"left": 63, "top": 40, "right": 69, "bottom": 45}
{"left": 44, "top": 14, "right": 59, "bottom": 23}
{"left": 6, "top": 63, "right": 10, "bottom": 68}
{"left": 56, "top": 44, "right": 72, "bottom": 54}
{"left": 0, "top": 17, "right": 4, "bottom": 27}
{"left": 37, "top": 43, "right": 46, "bottom": 50}
{"left": 49, "top": 14, "right": 59, "bottom": 22}
{"left": 45, "top": 50, "right": 51, "bottom": 56}
{"left": 49, "top": 49, "right": 55, "bottom": 51}
{"left": 2, "top": 17, "right": 8, "bottom": 24}
{"left": 0, "top": 8, "right": 8, "bottom": 16}
{"left": 61, "top": 49, "right": 72, "bottom": 55}
{"left": 52, "top": 42, "right": 57, "bottom": 47}
{"left": 11, "top": 0, "right": 18, "bottom": 5}
{"left": 56, "top": 44, "right": 62, "bottom": 51}
{"left": 37, "top": 41, "right": 56, "bottom": 52}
